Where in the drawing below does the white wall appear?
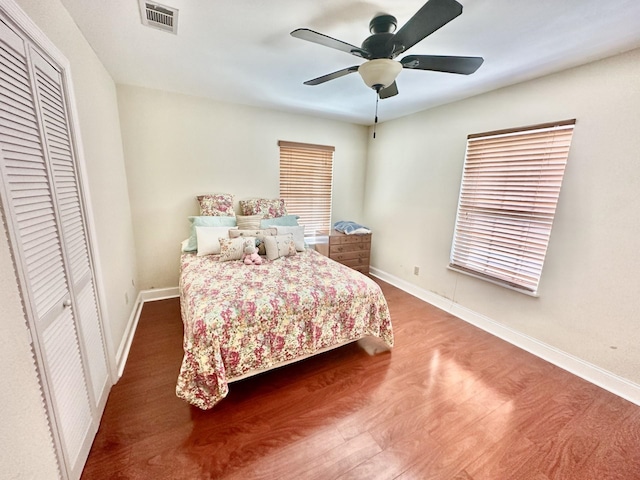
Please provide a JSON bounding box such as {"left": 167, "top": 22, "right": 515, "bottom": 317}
{"left": 363, "top": 47, "right": 640, "bottom": 385}
{"left": 0, "top": 0, "right": 139, "bottom": 476}
{"left": 117, "top": 85, "right": 369, "bottom": 289}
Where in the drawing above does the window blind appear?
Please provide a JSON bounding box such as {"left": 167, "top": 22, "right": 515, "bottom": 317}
{"left": 279, "top": 141, "right": 334, "bottom": 236}
{"left": 450, "top": 120, "right": 575, "bottom": 294}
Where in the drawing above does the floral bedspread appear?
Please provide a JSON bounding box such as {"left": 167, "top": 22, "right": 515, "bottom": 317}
{"left": 176, "top": 249, "right": 393, "bottom": 409}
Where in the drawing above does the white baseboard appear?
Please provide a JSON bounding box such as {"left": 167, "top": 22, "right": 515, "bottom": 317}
{"left": 115, "top": 287, "right": 179, "bottom": 378}
{"left": 139, "top": 286, "right": 180, "bottom": 302}
{"left": 115, "top": 292, "right": 143, "bottom": 377}
{"left": 370, "top": 266, "right": 640, "bottom": 407}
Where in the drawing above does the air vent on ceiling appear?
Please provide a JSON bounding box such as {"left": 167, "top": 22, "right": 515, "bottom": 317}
{"left": 139, "top": 0, "right": 178, "bottom": 34}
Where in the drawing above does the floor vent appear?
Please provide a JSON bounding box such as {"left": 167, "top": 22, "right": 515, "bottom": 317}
{"left": 139, "top": 1, "right": 178, "bottom": 34}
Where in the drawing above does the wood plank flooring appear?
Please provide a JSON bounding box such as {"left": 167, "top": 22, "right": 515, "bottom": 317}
{"left": 81, "top": 279, "right": 640, "bottom": 479}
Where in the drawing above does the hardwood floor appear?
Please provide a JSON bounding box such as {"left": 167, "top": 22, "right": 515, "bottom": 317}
{"left": 82, "top": 279, "right": 640, "bottom": 479}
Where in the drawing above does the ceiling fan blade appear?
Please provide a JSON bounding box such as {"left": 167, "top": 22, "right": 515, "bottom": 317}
{"left": 401, "top": 55, "right": 484, "bottom": 74}
{"left": 291, "top": 28, "right": 369, "bottom": 58}
{"left": 379, "top": 81, "right": 398, "bottom": 99}
{"left": 389, "top": 0, "right": 463, "bottom": 56}
{"left": 303, "top": 66, "right": 359, "bottom": 86}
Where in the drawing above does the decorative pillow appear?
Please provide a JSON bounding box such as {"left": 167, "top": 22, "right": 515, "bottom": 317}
{"left": 219, "top": 237, "right": 254, "bottom": 262}
{"left": 275, "top": 225, "right": 305, "bottom": 251}
{"left": 260, "top": 215, "right": 300, "bottom": 228}
{"left": 197, "top": 193, "right": 235, "bottom": 216}
{"left": 229, "top": 228, "right": 277, "bottom": 255}
{"left": 184, "top": 216, "right": 237, "bottom": 252}
{"left": 239, "top": 198, "right": 287, "bottom": 219}
{"left": 264, "top": 234, "right": 297, "bottom": 261}
{"left": 195, "top": 226, "right": 236, "bottom": 256}
{"left": 236, "top": 214, "right": 263, "bottom": 230}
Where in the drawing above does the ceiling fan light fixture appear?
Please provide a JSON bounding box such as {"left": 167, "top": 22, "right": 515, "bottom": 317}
{"left": 358, "top": 59, "right": 402, "bottom": 90}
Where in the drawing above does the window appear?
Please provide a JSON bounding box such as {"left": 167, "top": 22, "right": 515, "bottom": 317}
{"left": 449, "top": 119, "right": 576, "bottom": 295}
{"left": 278, "top": 140, "right": 334, "bottom": 236}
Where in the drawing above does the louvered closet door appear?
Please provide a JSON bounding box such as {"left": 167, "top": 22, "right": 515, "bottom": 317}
{"left": 31, "top": 48, "right": 109, "bottom": 407}
{"left": 0, "top": 16, "right": 103, "bottom": 479}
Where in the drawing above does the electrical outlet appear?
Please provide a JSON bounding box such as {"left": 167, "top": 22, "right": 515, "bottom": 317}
{"left": 414, "top": 266, "right": 420, "bottom": 276}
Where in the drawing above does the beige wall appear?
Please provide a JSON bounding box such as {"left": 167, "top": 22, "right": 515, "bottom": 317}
{"left": 363, "top": 47, "right": 640, "bottom": 384}
{"left": 1, "top": 0, "right": 139, "bottom": 476}
{"left": 117, "top": 85, "right": 369, "bottom": 289}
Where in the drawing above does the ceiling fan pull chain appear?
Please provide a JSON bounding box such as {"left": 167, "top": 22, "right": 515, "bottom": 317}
{"left": 373, "top": 92, "right": 379, "bottom": 139}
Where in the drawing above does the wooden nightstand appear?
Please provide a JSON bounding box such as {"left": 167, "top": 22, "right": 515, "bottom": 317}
{"left": 316, "top": 230, "right": 371, "bottom": 274}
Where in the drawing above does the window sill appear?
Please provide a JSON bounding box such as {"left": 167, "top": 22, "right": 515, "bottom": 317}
{"left": 447, "top": 265, "right": 540, "bottom": 298}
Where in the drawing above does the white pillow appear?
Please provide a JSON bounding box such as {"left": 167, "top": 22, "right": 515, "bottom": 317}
{"left": 264, "top": 234, "right": 297, "bottom": 260}
{"left": 275, "top": 225, "right": 305, "bottom": 251}
{"left": 195, "top": 226, "right": 237, "bottom": 256}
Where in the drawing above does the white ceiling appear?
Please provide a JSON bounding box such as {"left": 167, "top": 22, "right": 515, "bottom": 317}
{"left": 59, "top": 0, "right": 640, "bottom": 125}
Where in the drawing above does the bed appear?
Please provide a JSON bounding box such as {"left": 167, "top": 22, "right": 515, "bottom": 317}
{"left": 176, "top": 248, "right": 393, "bottom": 409}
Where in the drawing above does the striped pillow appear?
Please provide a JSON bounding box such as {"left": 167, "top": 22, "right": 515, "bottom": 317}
{"left": 236, "top": 214, "right": 263, "bottom": 230}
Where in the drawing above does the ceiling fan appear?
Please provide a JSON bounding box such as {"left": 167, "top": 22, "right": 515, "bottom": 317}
{"left": 290, "top": 0, "right": 484, "bottom": 99}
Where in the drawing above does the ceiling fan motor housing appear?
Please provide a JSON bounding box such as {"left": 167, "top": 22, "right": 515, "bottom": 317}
{"left": 369, "top": 14, "right": 397, "bottom": 34}
{"left": 362, "top": 32, "right": 396, "bottom": 58}
{"left": 362, "top": 14, "right": 399, "bottom": 58}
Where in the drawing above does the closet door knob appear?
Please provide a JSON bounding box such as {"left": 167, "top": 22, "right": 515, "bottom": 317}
{"left": 62, "top": 299, "right": 72, "bottom": 308}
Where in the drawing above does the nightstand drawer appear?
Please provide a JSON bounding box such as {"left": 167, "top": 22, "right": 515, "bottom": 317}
{"left": 350, "top": 264, "right": 369, "bottom": 273}
{"left": 330, "top": 250, "right": 370, "bottom": 263}
{"left": 338, "top": 256, "right": 370, "bottom": 270}
{"left": 329, "top": 242, "right": 370, "bottom": 254}
{"left": 330, "top": 234, "right": 370, "bottom": 245}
